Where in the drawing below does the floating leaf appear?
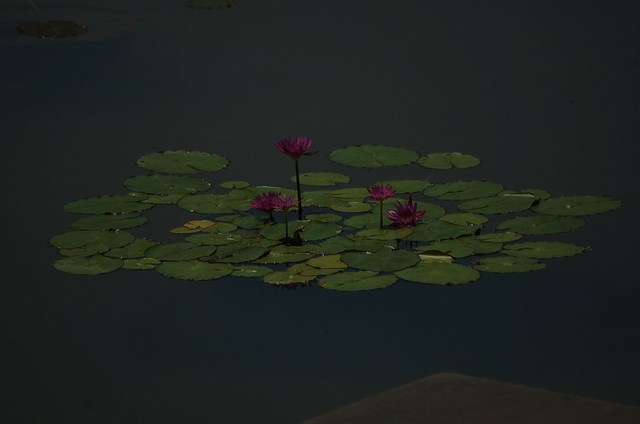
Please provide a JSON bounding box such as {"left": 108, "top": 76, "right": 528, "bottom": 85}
{"left": 289, "top": 263, "right": 343, "bottom": 277}
{"left": 64, "top": 193, "right": 153, "bottom": 214}
{"left": 502, "top": 242, "right": 585, "bottom": 258}
{"left": 329, "top": 145, "right": 419, "bottom": 168}
{"left": 306, "top": 213, "right": 343, "bottom": 223}
{"left": 496, "top": 215, "right": 585, "bottom": 235}
{"left": 220, "top": 181, "right": 249, "bottom": 189}
{"left": 326, "top": 187, "right": 369, "bottom": 200}
{"left": 123, "top": 258, "right": 161, "bottom": 270}
{"left": 473, "top": 256, "right": 546, "bottom": 273}
{"left": 423, "top": 181, "right": 504, "bottom": 200}
{"left": 136, "top": 150, "right": 229, "bottom": 174}
{"left": 423, "top": 238, "right": 503, "bottom": 258}
{"left": 140, "top": 193, "right": 187, "bottom": 205}
{"left": 49, "top": 230, "right": 135, "bottom": 249}
{"left": 439, "top": 213, "right": 488, "bottom": 226}
{"left": 306, "top": 254, "right": 347, "bottom": 269}
{"left": 177, "top": 193, "right": 250, "bottom": 214}
{"left": 319, "top": 271, "right": 397, "bottom": 291}
{"left": 457, "top": 192, "right": 537, "bottom": 214}
{"left": 417, "top": 152, "right": 480, "bottom": 169}
{"left": 263, "top": 271, "right": 315, "bottom": 285}
{"left": 533, "top": 196, "right": 621, "bottom": 216}
{"left": 417, "top": 251, "right": 454, "bottom": 264}
{"left": 302, "top": 190, "right": 334, "bottom": 207}
{"left": 395, "top": 263, "right": 480, "bottom": 285}
{"left": 355, "top": 228, "right": 414, "bottom": 240}
{"left": 186, "top": 232, "right": 242, "bottom": 246}
{"left": 71, "top": 214, "right": 147, "bottom": 230}
{"left": 146, "top": 242, "right": 216, "bottom": 261}
{"left": 231, "top": 215, "right": 266, "bottom": 229}
{"left": 406, "top": 221, "right": 478, "bottom": 242}
{"left": 476, "top": 232, "right": 522, "bottom": 243}
{"left": 213, "top": 246, "right": 267, "bottom": 263}
{"left": 260, "top": 221, "right": 341, "bottom": 241}
{"left": 330, "top": 202, "right": 371, "bottom": 213}
{"left": 54, "top": 255, "right": 122, "bottom": 275}
{"left": 157, "top": 261, "right": 233, "bottom": 281}
{"left": 255, "top": 251, "right": 314, "bottom": 264}
{"left": 376, "top": 179, "right": 432, "bottom": 193}
{"left": 232, "top": 265, "right": 273, "bottom": 277}
{"left": 202, "top": 222, "right": 238, "bottom": 233}
{"left": 246, "top": 186, "right": 297, "bottom": 197}
{"left": 170, "top": 219, "right": 218, "bottom": 234}
{"left": 341, "top": 250, "right": 419, "bottom": 272}
{"left": 105, "top": 238, "right": 160, "bottom": 259}
{"left": 292, "top": 172, "right": 350, "bottom": 186}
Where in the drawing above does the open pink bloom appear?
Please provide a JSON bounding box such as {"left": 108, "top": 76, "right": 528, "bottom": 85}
{"left": 273, "top": 194, "right": 297, "bottom": 211}
{"left": 275, "top": 137, "right": 318, "bottom": 159}
{"left": 251, "top": 192, "right": 280, "bottom": 212}
{"left": 368, "top": 184, "right": 396, "bottom": 201}
{"left": 386, "top": 195, "right": 425, "bottom": 227}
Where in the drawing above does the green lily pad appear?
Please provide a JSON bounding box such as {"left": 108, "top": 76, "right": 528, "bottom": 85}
{"left": 496, "top": 215, "right": 585, "bottom": 235}
{"left": 71, "top": 214, "right": 148, "bottom": 230}
{"left": 201, "top": 222, "right": 238, "bottom": 233}
{"left": 341, "top": 249, "right": 420, "bottom": 272}
{"left": 231, "top": 215, "right": 266, "bottom": 229}
{"left": 146, "top": 242, "right": 216, "bottom": 261}
{"left": 220, "top": 181, "right": 250, "bottom": 189}
{"left": 123, "top": 258, "right": 162, "bottom": 270}
{"left": 232, "top": 265, "right": 273, "bottom": 277}
{"left": 355, "top": 228, "right": 414, "bottom": 240}
{"left": 288, "top": 263, "right": 343, "bottom": 277}
{"left": 292, "top": 172, "right": 350, "bottom": 186}
{"left": 54, "top": 255, "right": 123, "bottom": 275}
{"left": 260, "top": 221, "right": 341, "bottom": 241}
{"left": 423, "top": 181, "right": 504, "bottom": 200}
{"left": 457, "top": 192, "right": 537, "bottom": 214}
{"left": 310, "top": 236, "right": 390, "bottom": 254}
{"left": 417, "top": 152, "right": 481, "bottom": 170}
{"left": 104, "top": 238, "right": 160, "bottom": 259}
{"left": 136, "top": 150, "right": 229, "bottom": 174}
{"left": 214, "top": 246, "right": 268, "bottom": 263}
{"left": 302, "top": 190, "right": 334, "bottom": 207}
{"left": 395, "top": 263, "right": 480, "bottom": 285}
{"left": 375, "top": 179, "right": 432, "bottom": 193}
{"left": 423, "top": 238, "right": 503, "bottom": 258}
{"left": 318, "top": 271, "right": 397, "bottom": 291}
{"left": 140, "top": 193, "right": 187, "bottom": 205}
{"left": 186, "top": 232, "right": 243, "bottom": 246}
{"left": 123, "top": 174, "right": 211, "bottom": 195}
{"left": 406, "top": 221, "right": 478, "bottom": 242}
{"left": 49, "top": 230, "right": 135, "bottom": 249}
{"left": 329, "top": 145, "right": 419, "bottom": 168}
{"left": 255, "top": 251, "right": 314, "bottom": 264}
{"left": 473, "top": 256, "right": 546, "bottom": 273}
{"left": 306, "top": 254, "right": 347, "bottom": 269}
{"left": 326, "top": 187, "right": 369, "bottom": 200}
{"left": 417, "top": 251, "right": 454, "bottom": 264}
{"left": 502, "top": 242, "right": 585, "bottom": 258}
{"left": 306, "top": 213, "right": 343, "bottom": 223}
{"left": 157, "top": 261, "right": 234, "bottom": 281}
{"left": 59, "top": 244, "right": 110, "bottom": 257}
{"left": 439, "top": 213, "right": 488, "bottom": 226}
{"left": 330, "top": 202, "right": 372, "bottom": 213}
{"left": 263, "top": 271, "right": 315, "bottom": 285}
{"left": 246, "top": 186, "right": 297, "bottom": 197}
{"left": 533, "top": 196, "right": 621, "bottom": 216}
{"left": 64, "top": 193, "right": 153, "bottom": 214}
{"left": 476, "top": 232, "right": 522, "bottom": 243}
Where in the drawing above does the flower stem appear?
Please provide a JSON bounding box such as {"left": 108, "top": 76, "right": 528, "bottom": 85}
{"left": 284, "top": 210, "right": 289, "bottom": 242}
{"left": 379, "top": 201, "right": 384, "bottom": 229}
{"left": 295, "top": 159, "right": 303, "bottom": 220}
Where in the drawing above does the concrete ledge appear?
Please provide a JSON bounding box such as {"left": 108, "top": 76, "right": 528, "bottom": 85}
{"left": 300, "top": 373, "right": 640, "bottom": 424}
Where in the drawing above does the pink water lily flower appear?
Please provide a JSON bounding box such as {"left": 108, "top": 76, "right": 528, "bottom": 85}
{"left": 386, "top": 195, "right": 425, "bottom": 228}
{"left": 251, "top": 192, "right": 280, "bottom": 212}
{"left": 275, "top": 137, "right": 318, "bottom": 159}
{"left": 367, "top": 184, "right": 396, "bottom": 201}
{"left": 273, "top": 194, "right": 297, "bottom": 211}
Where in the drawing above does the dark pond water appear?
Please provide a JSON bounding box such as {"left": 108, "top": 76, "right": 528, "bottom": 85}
{"left": 3, "top": 1, "right": 639, "bottom": 422}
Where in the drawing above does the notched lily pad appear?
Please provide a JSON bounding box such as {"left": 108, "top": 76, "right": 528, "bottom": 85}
{"left": 146, "top": 242, "right": 216, "bottom": 261}
{"left": 496, "top": 215, "right": 585, "bottom": 235}
{"left": 157, "top": 261, "right": 233, "bottom": 281}
{"left": 136, "top": 150, "right": 229, "bottom": 174}
{"left": 329, "top": 145, "right": 419, "bottom": 168}
{"left": 64, "top": 193, "right": 153, "bottom": 214}
{"left": 220, "top": 181, "right": 249, "bottom": 189}
{"left": 71, "top": 214, "right": 147, "bottom": 230}
{"left": 123, "top": 258, "right": 162, "bottom": 270}
{"left": 292, "top": 172, "right": 350, "bottom": 186}
{"left": 330, "top": 202, "right": 371, "bottom": 213}
{"left": 457, "top": 192, "right": 537, "bottom": 214}
{"left": 376, "top": 179, "right": 432, "bottom": 193}
{"left": 395, "top": 263, "right": 480, "bottom": 285}
{"left": 423, "top": 181, "right": 504, "bottom": 200}
{"left": 417, "top": 152, "right": 480, "bottom": 170}
{"left": 473, "top": 256, "right": 546, "bottom": 273}
{"left": 502, "top": 242, "right": 585, "bottom": 258}
{"left": 319, "top": 271, "right": 397, "bottom": 291}
{"left": 306, "top": 254, "right": 347, "bottom": 269}
{"left": 232, "top": 265, "right": 273, "bottom": 277}
{"left": 54, "top": 255, "right": 122, "bottom": 275}
{"left": 341, "top": 249, "right": 420, "bottom": 272}
{"left": 439, "top": 213, "right": 488, "bottom": 226}
{"left": 49, "top": 230, "right": 135, "bottom": 250}
{"left": 423, "top": 238, "right": 502, "bottom": 258}
{"left": 533, "top": 196, "right": 621, "bottom": 216}
{"left": 104, "top": 238, "right": 160, "bottom": 259}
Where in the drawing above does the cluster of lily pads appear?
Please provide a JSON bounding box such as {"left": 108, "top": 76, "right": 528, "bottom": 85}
{"left": 49, "top": 142, "right": 621, "bottom": 291}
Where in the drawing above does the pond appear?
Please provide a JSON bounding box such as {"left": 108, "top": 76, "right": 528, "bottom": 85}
{"left": 3, "top": 1, "right": 639, "bottom": 422}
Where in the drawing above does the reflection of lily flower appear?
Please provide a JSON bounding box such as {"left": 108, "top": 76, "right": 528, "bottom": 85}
{"left": 275, "top": 136, "right": 318, "bottom": 221}
{"left": 386, "top": 195, "right": 425, "bottom": 228}
{"left": 251, "top": 191, "right": 279, "bottom": 222}
{"left": 368, "top": 184, "right": 396, "bottom": 229}
{"left": 273, "top": 194, "right": 297, "bottom": 243}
